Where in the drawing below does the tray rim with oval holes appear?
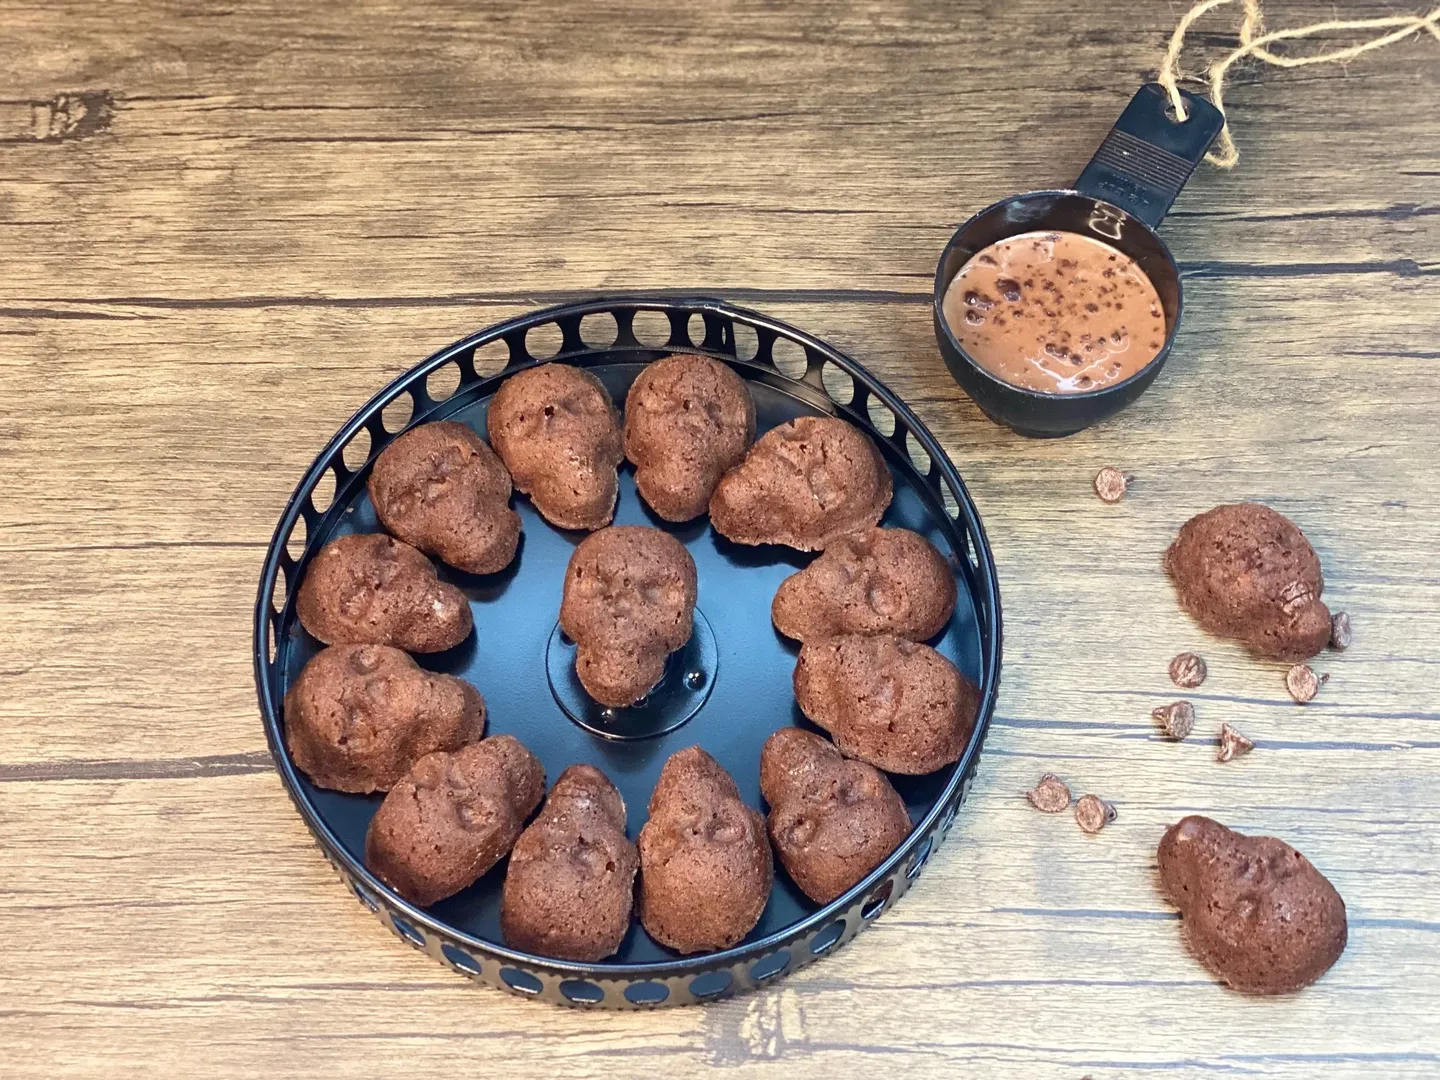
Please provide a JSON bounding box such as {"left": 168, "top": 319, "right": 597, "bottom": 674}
{"left": 253, "top": 295, "right": 1003, "bottom": 1008}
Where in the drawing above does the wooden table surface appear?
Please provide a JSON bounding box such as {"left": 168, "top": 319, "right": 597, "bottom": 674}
{"left": 3, "top": 1, "right": 1438, "bottom": 1076}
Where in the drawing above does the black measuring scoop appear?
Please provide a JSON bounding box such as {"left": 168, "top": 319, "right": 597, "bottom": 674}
{"left": 934, "top": 84, "right": 1225, "bottom": 437}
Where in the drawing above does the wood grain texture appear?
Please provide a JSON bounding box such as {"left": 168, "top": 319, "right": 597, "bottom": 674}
{"left": 1, "top": 0, "right": 1437, "bottom": 1076}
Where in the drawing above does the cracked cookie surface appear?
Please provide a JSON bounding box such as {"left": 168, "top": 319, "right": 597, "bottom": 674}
{"left": 488, "top": 363, "right": 624, "bottom": 531}
{"left": 284, "top": 644, "right": 485, "bottom": 794}
{"left": 296, "top": 533, "right": 472, "bottom": 653}
{"left": 559, "top": 526, "right": 697, "bottom": 707}
{"left": 709, "top": 416, "right": 892, "bottom": 550}
{"left": 772, "top": 526, "right": 956, "bottom": 643}
{"left": 624, "top": 353, "right": 755, "bottom": 522}
{"left": 365, "top": 736, "right": 544, "bottom": 907}
{"left": 501, "top": 764, "right": 638, "bottom": 961}
{"left": 794, "top": 633, "right": 978, "bottom": 775}
{"left": 637, "top": 747, "right": 772, "bottom": 954}
{"left": 1158, "top": 815, "right": 1347, "bottom": 995}
{"left": 1166, "top": 503, "right": 1331, "bottom": 661}
{"left": 368, "top": 420, "right": 520, "bottom": 575}
{"left": 760, "top": 728, "right": 910, "bottom": 903}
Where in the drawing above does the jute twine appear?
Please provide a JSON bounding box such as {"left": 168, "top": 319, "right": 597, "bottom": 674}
{"left": 1157, "top": 0, "right": 1440, "bottom": 167}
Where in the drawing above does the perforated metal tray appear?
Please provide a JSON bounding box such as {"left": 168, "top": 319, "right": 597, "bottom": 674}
{"left": 253, "top": 296, "right": 1002, "bottom": 1008}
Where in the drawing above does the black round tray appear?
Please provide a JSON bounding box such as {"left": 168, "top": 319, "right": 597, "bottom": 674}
{"left": 253, "top": 297, "right": 1002, "bottom": 1008}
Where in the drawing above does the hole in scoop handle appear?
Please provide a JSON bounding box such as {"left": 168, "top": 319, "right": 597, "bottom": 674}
{"left": 1073, "top": 84, "right": 1225, "bottom": 230}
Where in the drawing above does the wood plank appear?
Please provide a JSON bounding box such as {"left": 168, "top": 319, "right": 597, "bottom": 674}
{"left": 0, "top": 1, "right": 1435, "bottom": 304}
{"left": 2, "top": 273, "right": 1437, "bottom": 553}
{"left": 1, "top": 279, "right": 1437, "bottom": 767}
{"left": 1, "top": 773, "right": 1437, "bottom": 1076}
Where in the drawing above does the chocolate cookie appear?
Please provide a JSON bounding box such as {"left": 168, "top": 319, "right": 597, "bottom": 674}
{"left": 487, "top": 363, "right": 624, "bottom": 531}
{"left": 709, "top": 416, "right": 892, "bottom": 550}
{"left": 296, "top": 533, "right": 472, "bottom": 653}
{"left": 284, "top": 644, "right": 485, "bottom": 793}
{"left": 760, "top": 728, "right": 911, "bottom": 904}
{"left": 794, "top": 633, "right": 977, "bottom": 775}
{"left": 367, "top": 420, "right": 521, "bottom": 575}
{"left": 772, "top": 527, "right": 956, "bottom": 643}
{"left": 1158, "top": 816, "right": 1348, "bottom": 995}
{"left": 623, "top": 353, "right": 756, "bottom": 522}
{"left": 638, "top": 747, "right": 772, "bottom": 954}
{"left": 365, "top": 736, "right": 545, "bottom": 907}
{"left": 1165, "top": 503, "right": 1331, "bottom": 662}
{"left": 559, "top": 526, "right": 698, "bottom": 707}
{"left": 501, "top": 765, "right": 639, "bottom": 961}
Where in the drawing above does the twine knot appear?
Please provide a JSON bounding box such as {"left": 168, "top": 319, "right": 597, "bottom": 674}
{"left": 1157, "top": 0, "right": 1440, "bottom": 168}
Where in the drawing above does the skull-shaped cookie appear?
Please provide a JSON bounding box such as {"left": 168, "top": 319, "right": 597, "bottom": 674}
{"left": 284, "top": 644, "right": 486, "bottom": 794}
{"left": 1165, "top": 503, "right": 1331, "bottom": 661}
{"left": 772, "top": 526, "right": 957, "bottom": 643}
{"left": 637, "top": 747, "right": 772, "bottom": 954}
{"left": 709, "top": 416, "right": 892, "bottom": 550}
{"left": 365, "top": 735, "right": 545, "bottom": 907}
{"left": 296, "top": 533, "right": 472, "bottom": 653}
{"left": 1158, "top": 816, "right": 1348, "bottom": 995}
{"left": 487, "top": 363, "right": 624, "bottom": 531}
{"left": 623, "top": 353, "right": 756, "bottom": 521}
{"left": 559, "top": 526, "right": 697, "bottom": 707}
{"left": 367, "top": 420, "right": 521, "bottom": 575}
{"left": 794, "top": 633, "right": 978, "bottom": 775}
{"left": 501, "top": 764, "right": 639, "bottom": 961}
{"left": 760, "top": 728, "right": 911, "bottom": 904}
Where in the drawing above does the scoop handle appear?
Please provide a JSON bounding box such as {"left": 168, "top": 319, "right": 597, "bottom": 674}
{"left": 1073, "top": 84, "right": 1225, "bottom": 230}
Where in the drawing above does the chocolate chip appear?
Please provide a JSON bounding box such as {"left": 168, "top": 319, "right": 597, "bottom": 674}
{"left": 1075, "top": 794, "right": 1116, "bottom": 834}
{"left": 1217, "top": 723, "right": 1254, "bottom": 763}
{"left": 1092, "top": 466, "right": 1130, "bottom": 503}
{"left": 1153, "top": 700, "right": 1196, "bottom": 740}
{"left": 1330, "top": 611, "right": 1353, "bottom": 651}
{"left": 1026, "top": 773, "right": 1072, "bottom": 813}
{"left": 1285, "top": 663, "right": 1324, "bottom": 704}
{"left": 1169, "top": 652, "right": 1207, "bottom": 689}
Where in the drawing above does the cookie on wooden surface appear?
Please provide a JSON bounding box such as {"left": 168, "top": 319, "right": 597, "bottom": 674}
{"left": 1158, "top": 815, "right": 1347, "bottom": 995}
{"left": 1165, "top": 503, "right": 1331, "bottom": 661}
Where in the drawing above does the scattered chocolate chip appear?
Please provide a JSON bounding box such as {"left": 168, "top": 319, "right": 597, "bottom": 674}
{"left": 1075, "top": 794, "right": 1116, "bottom": 834}
{"left": 1217, "top": 723, "right": 1254, "bottom": 763}
{"left": 1153, "top": 700, "right": 1196, "bottom": 740}
{"left": 1092, "top": 466, "right": 1130, "bottom": 503}
{"left": 1026, "top": 773, "right": 1072, "bottom": 813}
{"left": 1329, "top": 611, "right": 1352, "bottom": 651}
{"left": 1169, "top": 651, "right": 1208, "bottom": 689}
{"left": 1285, "top": 663, "right": 1323, "bottom": 704}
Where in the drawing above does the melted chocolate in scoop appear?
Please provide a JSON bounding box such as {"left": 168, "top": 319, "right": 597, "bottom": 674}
{"left": 943, "top": 230, "right": 1166, "bottom": 394}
